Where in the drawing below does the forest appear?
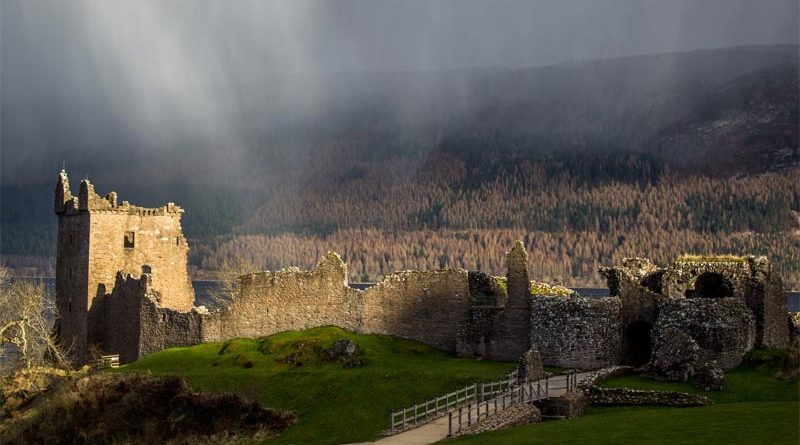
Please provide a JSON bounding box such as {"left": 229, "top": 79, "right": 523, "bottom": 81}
{"left": 192, "top": 151, "right": 800, "bottom": 288}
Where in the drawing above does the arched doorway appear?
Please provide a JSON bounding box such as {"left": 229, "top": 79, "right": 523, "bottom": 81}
{"left": 623, "top": 321, "right": 652, "bottom": 367}
{"left": 685, "top": 272, "right": 733, "bottom": 299}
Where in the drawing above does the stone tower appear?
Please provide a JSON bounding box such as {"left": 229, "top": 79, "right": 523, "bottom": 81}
{"left": 54, "top": 170, "right": 194, "bottom": 361}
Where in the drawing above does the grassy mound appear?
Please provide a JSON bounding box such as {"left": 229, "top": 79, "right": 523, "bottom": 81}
{"left": 116, "top": 326, "right": 514, "bottom": 445}
{"left": 445, "top": 349, "right": 798, "bottom": 445}
{"left": 1, "top": 372, "right": 294, "bottom": 445}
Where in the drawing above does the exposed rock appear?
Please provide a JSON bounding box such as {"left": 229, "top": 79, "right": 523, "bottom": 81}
{"left": 323, "top": 339, "right": 358, "bottom": 361}
{"left": 693, "top": 361, "right": 726, "bottom": 391}
{"left": 651, "top": 327, "right": 700, "bottom": 382}
{"left": 517, "top": 349, "right": 545, "bottom": 383}
{"left": 322, "top": 339, "right": 365, "bottom": 368}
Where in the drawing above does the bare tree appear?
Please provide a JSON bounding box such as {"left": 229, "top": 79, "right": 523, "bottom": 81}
{"left": 205, "top": 257, "right": 257, "bottom": 309}
{"left": 0, "top": 267, "right": 70, "bottom": 373}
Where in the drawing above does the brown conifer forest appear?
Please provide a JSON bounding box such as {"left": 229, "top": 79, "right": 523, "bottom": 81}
{"left": 192, "top": 150, "right": 800, "bottom": 288}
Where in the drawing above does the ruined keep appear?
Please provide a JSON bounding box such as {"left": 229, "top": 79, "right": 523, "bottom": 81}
{"left": 53, "top": 171, "right": 792, "bottom": 368}
{"left": 55, "top": 170, "right": 194, "bottom": 360}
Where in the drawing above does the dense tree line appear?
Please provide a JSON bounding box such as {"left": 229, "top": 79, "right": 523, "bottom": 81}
{"left": 195, "top": 154, "right": 799, "bottom": 288}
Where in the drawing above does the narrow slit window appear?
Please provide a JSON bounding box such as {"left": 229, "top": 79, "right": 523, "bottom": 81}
{"left": 124, "top": 231, "right": 135, "bottom": 249}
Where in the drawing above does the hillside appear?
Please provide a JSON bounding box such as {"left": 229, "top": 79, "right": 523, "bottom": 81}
{"left": 1, "top": 45, "right": 798, "bottom": 286}
{"left": 114, "top": 327, "right": 514, "bottom": 445}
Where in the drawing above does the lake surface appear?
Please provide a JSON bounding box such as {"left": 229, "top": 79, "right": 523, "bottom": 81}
{"left": 21, "top": 278, "right": 800, "bottom": 312}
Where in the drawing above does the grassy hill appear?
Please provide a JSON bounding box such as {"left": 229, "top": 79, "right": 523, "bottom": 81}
{"left": 445, "top": 351, "right": 799, "bottom": 445}
{"left": 115, "top": 327, "right": 514, "bottom": 445}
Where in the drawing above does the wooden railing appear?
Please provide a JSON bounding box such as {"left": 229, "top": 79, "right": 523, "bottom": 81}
{"left": 388, "top": 370, "right": 579, "bottom": 435}
{"left": 389, "top": 369, "right": 518, "bottom": 432}
{"left": 446, "top": 372, "right": 579, "bottom": 437}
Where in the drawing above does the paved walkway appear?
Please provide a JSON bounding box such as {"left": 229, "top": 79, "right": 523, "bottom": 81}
{"left": 345, "top": 372, "right": 591, "bottom": 445}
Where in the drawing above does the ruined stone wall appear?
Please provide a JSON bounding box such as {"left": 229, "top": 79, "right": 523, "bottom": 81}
{"left": 201, "top": 253, "right": 472, "bottom": 353}
{"left": 90, "top": 273, "right": 204, "bottom": 364}
{"left": 746, "top": 257, "right": 790, "bottom": 347}
{"left": 661, "top": 260, "right": 751, "bottom": 300}
{"left": 201, "top": 253, "right": 364, "bottom": 342}
{"left": 89, "top": 273, "right": 147, "bottom": 363}
{"left": 489, "top": 242, "right": 533, "bottom": 361}
{"left": 653, "top": 298, "right": 755, "bottom": 369}
{"left": 530, "top": 296, "right": 622, "bottom": 369}
{"left": 456, "top": 272, "right": 506, "bottom": 358}
{"left": 604, "top": 256, "right": 789, "bottom": 350}
{"left": 661, "top": 258, "right": 788, "bottom": 348}
{"left": 361, "top": 269, "right": 471, "bottom": 353}
{"left": 138, "top": 297, "right": 204, "bottom": 359}
{"left": 600, "top": 258, "right": 665, "bottom": 327}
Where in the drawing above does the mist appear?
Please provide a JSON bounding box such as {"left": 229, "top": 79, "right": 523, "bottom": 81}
{"left": 1, "top": 0, "right": 798, "bottom": 183}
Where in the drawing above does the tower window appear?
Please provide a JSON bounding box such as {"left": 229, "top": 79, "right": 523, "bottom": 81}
{"left": 176, "top": 236, "right": 180, "bottom": 246}
{"left": 124, "top": 231, "right": 135, "bottom": 248}
{"left": 142, "top": 265, "right": 152, "bottom": 274}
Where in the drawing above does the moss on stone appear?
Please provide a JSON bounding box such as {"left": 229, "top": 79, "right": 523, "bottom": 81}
{"left": 491, "top": 276, "right": 572, "bottom": 296}
{"left": 530, "top": 280, "right": 573, "bottom": 297}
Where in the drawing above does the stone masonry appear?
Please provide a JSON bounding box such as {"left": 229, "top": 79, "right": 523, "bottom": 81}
{"left": 55, "top": 170, "right": 194, "bottom": 362}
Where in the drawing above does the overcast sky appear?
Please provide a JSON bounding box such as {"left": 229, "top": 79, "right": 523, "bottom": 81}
{"left": 1, "top": 0, "right": 798, "bottom": 181}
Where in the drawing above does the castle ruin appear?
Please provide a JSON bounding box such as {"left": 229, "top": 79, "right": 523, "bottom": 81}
{"left": 54, "top": 170, "right": 194, "bottom": 360}
{"left": 54, "top": 171, "right": 793, "bottom": 369}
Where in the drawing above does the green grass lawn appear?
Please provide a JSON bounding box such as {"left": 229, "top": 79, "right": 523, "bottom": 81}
{"left": 443, "top": 354, "right": 799, "bottom": 445}
{"left": 115, "top": 326, "right": 514, "bottom": 445}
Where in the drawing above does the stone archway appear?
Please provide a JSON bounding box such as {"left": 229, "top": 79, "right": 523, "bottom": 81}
{"left": 685, "top": 272, "right": 733, "bottom": 299}
{"left": 623, "top": 321, "right": 652, "bottom": 367}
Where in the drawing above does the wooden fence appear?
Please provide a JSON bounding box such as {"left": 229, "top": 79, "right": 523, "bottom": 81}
{"left": 389, "top": 370, "right": 517, "bottom": 432}
{"left": 389, "top": 370, "right": 579, "bottom": 435}
{"left": 447, "top": 372, "right": 580, "bottom": 436}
